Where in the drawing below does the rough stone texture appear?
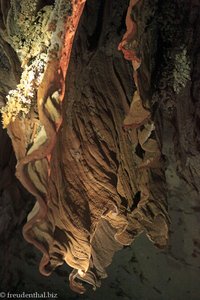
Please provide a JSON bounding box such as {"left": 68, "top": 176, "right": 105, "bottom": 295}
{"left": 0, "top": 0, "right": 200, "bottom": 299}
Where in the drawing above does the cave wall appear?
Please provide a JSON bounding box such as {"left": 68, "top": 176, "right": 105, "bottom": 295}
{"left": 0, "top": 0, "right": 200, "bottom": 299}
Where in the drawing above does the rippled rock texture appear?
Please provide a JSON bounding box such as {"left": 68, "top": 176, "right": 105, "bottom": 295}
{"left": 0, "top": 0, "right": 200, "bottom": 298}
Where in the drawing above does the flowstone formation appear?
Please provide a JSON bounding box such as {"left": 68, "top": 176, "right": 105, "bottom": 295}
{"left": 0, "top": 0, "right": 173, "bottom": 294}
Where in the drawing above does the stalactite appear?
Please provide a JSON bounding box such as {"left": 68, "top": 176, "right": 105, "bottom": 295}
{"left": 0, "top": 0, "right": 170, "bottom": 294}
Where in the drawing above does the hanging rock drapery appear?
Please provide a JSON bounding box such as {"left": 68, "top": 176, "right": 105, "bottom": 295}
{"left": 0, "top": 0, "right": 169, "bottom": 293}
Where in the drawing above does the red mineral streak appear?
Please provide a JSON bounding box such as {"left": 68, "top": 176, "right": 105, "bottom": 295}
{"left": 118, "top": 0, "right": 150, "bottom": 128}
{"left": 118, "top": 0, "right": 141, "bottom": 71}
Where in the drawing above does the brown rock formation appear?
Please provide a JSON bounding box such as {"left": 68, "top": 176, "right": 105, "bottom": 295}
{"left": 0, "top": 0, "right": 199, "bottom": 297}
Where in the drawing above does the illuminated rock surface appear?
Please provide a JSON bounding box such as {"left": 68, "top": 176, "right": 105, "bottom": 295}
{"left": 0, "top": 0, "right": 200, "bottom": 299}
